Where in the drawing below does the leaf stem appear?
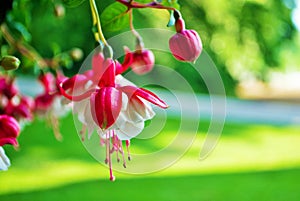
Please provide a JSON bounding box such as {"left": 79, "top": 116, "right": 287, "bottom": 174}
{"left": 89, "top": 0, "right": 107, "bottom": 45}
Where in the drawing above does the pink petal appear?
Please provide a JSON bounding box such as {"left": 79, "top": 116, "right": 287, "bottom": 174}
{"left": 119, "top": 86, "right": 168, "bottom": 109}
{"left": 116, "top": 47, "right": 134, "bottom": 75}
{"left": 97, "top": 59, "right": 116, "bottom": 87}
{"left": 90, "top": 87, "right": 122, "bottom": 129}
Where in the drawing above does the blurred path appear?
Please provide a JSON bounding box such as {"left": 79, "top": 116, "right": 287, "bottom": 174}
{"left": 156, "top": 91, "right": 300, "bottom": 126}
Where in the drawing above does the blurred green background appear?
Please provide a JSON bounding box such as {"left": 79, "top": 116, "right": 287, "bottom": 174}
{"left": 1, "top": 0, "right": 300, "bottom": 200}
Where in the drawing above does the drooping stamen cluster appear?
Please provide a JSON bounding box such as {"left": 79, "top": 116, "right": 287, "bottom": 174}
{"left": 59, "top": 50, "right": 168, "bottom": 181}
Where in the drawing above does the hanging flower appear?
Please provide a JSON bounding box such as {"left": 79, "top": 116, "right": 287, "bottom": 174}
{"left": 59, "top": 51, "right": 168, "bottom": 181}
{"left": 169, "top": 13, "right": 202, "bottom": 62}
{"left": 34, "top": 72, "right": 71, "bottom": 140}
{"left": 0, "top": 147, "right": 11, "bottom": 171}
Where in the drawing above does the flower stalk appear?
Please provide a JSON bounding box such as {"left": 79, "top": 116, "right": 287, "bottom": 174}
{"left": 89, "top": 0, "right": 107, "bottom": 45}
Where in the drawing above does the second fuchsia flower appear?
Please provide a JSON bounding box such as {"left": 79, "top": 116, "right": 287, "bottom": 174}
{"left": 169, "top": 10, "right": 203, "bottom": 62}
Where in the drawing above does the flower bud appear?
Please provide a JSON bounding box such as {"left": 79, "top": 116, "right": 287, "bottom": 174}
{"left": 169, "top": 19, "right": 202, "bottom": 62}
{"left": 54, "top": 4, "right": 65, "bottom": 18}
{"left": 130, "top": 49, "right": 155, "bottom": 75}
{"left": 0, "top": 56, "right": 21, "bottom": 71}
{"left": 0, "top": 115, "right": 20, "bottom": 147}
{"left": 69, "top": 48, "right": 83, "bottom": 61}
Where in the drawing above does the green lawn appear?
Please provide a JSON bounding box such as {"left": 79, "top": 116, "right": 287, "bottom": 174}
{"left": 0, "top": 114, "right": 300, "bottom": 201}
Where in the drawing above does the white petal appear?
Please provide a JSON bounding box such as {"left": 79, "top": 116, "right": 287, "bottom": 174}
{"left": 73, "top": 100, "right": 88, "bottom": 123}
{"left": 121, "top": 92, "right": 128, "bottom": 111}
{"left": 116, "top": 121, "right": 144, "bottom": 140}
{"left": 115, "top": 75, "right": 136, "bottom": 87}
{"left": 97, "top": 129, "right": 113, "bottom": 139}
{"left": 51, "top": 96, "right": 71, "bottom": 117}
{"left": 0, "top": 147, "right": 11, "bottom": 171}
{"left": 128, "top": 98, "right": 155, "bottom": 122}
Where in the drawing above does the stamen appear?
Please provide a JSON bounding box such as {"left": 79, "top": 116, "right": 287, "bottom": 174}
{"left": 119, "top": 140, "right": 127, "bottom": 168}
{"left": 50, "top": 116, "right": 63, "bottom": 141}
{"left": 113, "top": 131, "right": 120, "bottom": 162}
{"left": 80, "top": 125, "right": 87, "bottom": 141}
{"left": 100, "top": 138, "right": 106, "bottom": 146}
{"left": 126, "top": 140, "right": 131, "bottom": 161}
{"left": 105, "top": 132, "right": 109, "bottom": 164}
{"left": 108, "top": 130, "right": 115, "bottom": 181}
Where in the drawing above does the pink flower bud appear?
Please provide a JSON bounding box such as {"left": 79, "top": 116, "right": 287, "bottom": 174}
{"left": 169, "top": 19, "right": 202, "bottom": 62}
{"left": 130, "top": 49, "right": 155, "bottom": 75}
{"left": 0, "top": 115, "right": 20, "bottom": 147}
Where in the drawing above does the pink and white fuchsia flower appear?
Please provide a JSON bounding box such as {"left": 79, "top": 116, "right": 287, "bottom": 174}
{"left": 59, "top": 52, "right": 168, "bottom": 181}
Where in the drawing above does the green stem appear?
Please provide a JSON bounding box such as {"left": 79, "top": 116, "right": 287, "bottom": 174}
{"left": 89, "top": 0, "right": 107, "bottom": 45}
{"left": 128, "top": 9, "right": 141, "bottom": 40}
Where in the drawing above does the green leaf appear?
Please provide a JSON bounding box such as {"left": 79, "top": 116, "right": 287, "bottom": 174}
{"left": 100, "top": 2, "right": 129, "bottom": 32}
{"left": 161, "top": 0, "right": 180, "bottom": 10}
{"left": 62, "top": 0, "right": 86, "bottom": 8}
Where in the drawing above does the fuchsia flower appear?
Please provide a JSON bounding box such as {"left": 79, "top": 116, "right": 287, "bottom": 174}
{"left": 169, "top": 14, "right": 202, "bottom": 62}
{"left": 59, "top": 51, "right": 168, "bottom": 181}
{"left": 0, "top": 115, "right": 20, "bottom": 147}
{"left": 35, "top": 73, "right": 60, "bottom": 113}
{"left": 34, "top": 72, "right": 71, "bottom": 140}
